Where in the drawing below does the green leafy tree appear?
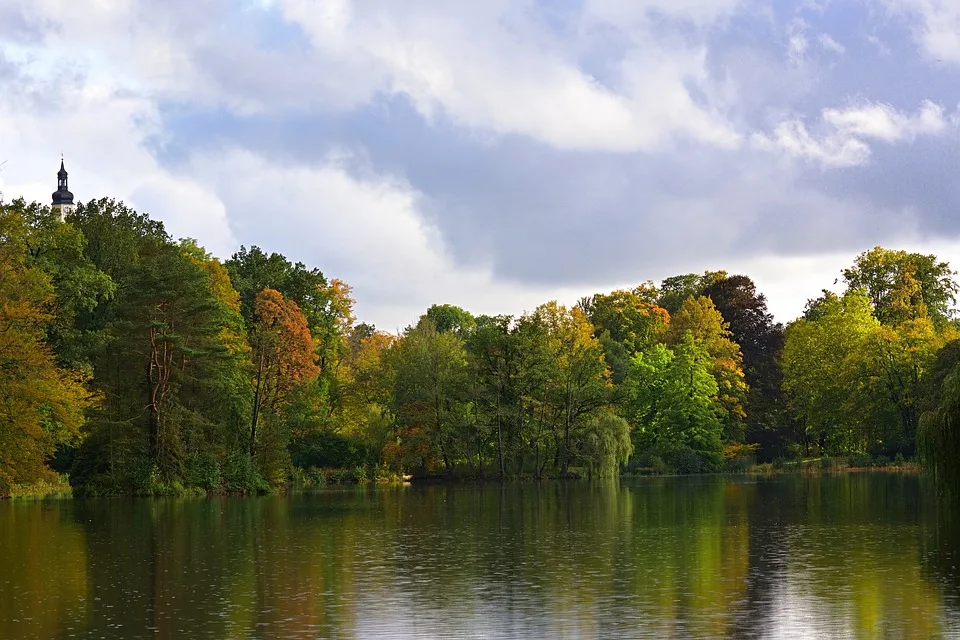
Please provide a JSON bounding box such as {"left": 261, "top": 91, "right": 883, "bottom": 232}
{"left": 226, "top": 246, "right": 355, "bottom": 430}
{"left": 658, "top": 271, "right": 727, "bottom": 315}
{"left": 0, "top": 207, "right": 94, "bottom": 495}
{"left": 666, "top": 296, "right": 748, "bottom": 442}
{"left": 6, "top": 199, "right": 114, "bottom": 367}
{"left": 465, "top": 312, "right": 558, "bottom": 477}
{"left": 626, "top": 335, "right": 724, "bottom": 469}
{"left": 509, "top": 312, "right": 557, "bottom": 476}
{"left": 180, "top": 241, "right": 254, "bottom": 465}
{"left": 69, "top": 204, "right": 253, "bottom": 493}
{"left": 920, "top": 364, "right": 960, "bottom": 492}
{"left": 577, "top": 410, "right": 632, "bottom": 478}
{"left": 852, "top": 317, "right": 952, "bottom": 456}
{"left": 533, "top": 302, "right": 614, "bottom": 475}
{"left": 426, "top": 304, "right": 476, "bottom": 336}
{"left": 467, "top": 315, "right": 516, "bottom": 477}
{"left": 582, "top": 286, "right": 670, "bottom": 382}
{"left": 249, "top": 289, "right": 319, "bottom": 484}
{"left": 702, "top": 275, "right": 786, "bottom": 458}
{"left": 333, "top": 328, "right": 396, "bottom": 461}
{"left": 225, "top": 246, "right": 301, "bottom": 324}
{"left": 781, "top": 290, "right": 880, "bottom": 455}
{"left": 69, "top": 198, "right": 168, "bottom": 290}
{"left": 842, "top": 247, "right": 957, "bottom": 326}
{"left": 387, "top": 318, "right": 471, "bottom": 474}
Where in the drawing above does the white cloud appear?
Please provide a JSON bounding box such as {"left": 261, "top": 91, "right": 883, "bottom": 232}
{"left": 5, "top": 1, "right": 748, "bottom": 154}
{"left": 6, "top": 1, "right": 201, "bottom": 96}
{"left": 823, "top": 99, "right": 946, "bottom": 141}
{"left": 0, "top": 58, "right": 237, "bottom": 257}
{"left": 275, "top": 0, "right": 743, "bottom": 152}
{"left": 754, "top": 100, "right": 950, "bottom": 167}
{"left": 737, "top": 234, "right": 960, "bottom": 323}
{"left": 789, "top": 34, "right": 810, "bottom": 64}
{"left": 866, "top": 34, "right": 892, "bottom": 55}
{"left": 880, "top": 0, "right": 960, "bottom": 62}
{"left": 786, "top": 21, "right": 844, "bottom": 64}
{"left": 787, "top": 19, "right": 810, "bottom": 64}
{"left": 819, "top": 34, "right": 846, "bottom": 54}
{"left": 128, "top": 178, "right": 235, "bottom": 258}
{"left": 752, "top": 120, "right": 871, "bottom": 167}
{"left": 180, "top": 148, "right": 601, "bottom": 328}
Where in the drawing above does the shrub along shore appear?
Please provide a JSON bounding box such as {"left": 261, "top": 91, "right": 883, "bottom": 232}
{"left": 6, "top": 456, "right": 923, "bottom": 499}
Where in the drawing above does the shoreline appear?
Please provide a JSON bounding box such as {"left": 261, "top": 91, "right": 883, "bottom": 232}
{"left": 3, "top": 463, "right": 925, "bottom": 499}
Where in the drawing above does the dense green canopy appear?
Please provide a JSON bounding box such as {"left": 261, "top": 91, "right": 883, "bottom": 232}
{"left": 4, "top": 196, "right": 960, "bottom": 496}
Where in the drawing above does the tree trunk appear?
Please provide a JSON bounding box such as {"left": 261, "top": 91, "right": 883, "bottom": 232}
{"left": 535, "top": 388, "right": 547, "bottom": 479}
{"left": 516, "top": 397, "right": 525, "bottom": 476}
{"left": 496, "top": 387, "right": 505, "bottom": 479}
{"left": 474, "top": 402, "right": 484, "bottom": 473}
{"left": 250, "top": 345, "right": 265, "bottom": 458}
{"left": 147, "top": 327, "right": 161, "bottom": 462}
{"left": 562, "top": 385, "right": 572, "bottom": 475}
{"left": 436, "top": 396, "right": 452, "bottom": 476}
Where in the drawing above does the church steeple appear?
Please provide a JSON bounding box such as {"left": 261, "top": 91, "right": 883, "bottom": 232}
{"left": 51, "top": 157, "right": 75, "bottom": 218}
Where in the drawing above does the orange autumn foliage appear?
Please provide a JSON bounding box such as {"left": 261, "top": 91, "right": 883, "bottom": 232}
{"left": 250, "top": 289, "right": 319, "bottom": 462}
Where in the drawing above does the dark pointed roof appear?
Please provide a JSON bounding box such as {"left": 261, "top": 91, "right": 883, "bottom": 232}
{"left": 52, "top": 159, "right": 74, "bottom": 206}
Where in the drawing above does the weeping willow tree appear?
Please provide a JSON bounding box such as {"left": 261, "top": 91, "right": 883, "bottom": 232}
{"left": 918, "top": 371, "right": 960, "bottom": 492}
{"left": 577, "top": 410, "right": 633, "bottom": 478}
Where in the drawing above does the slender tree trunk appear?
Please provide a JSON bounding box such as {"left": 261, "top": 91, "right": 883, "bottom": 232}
{"left": 562, "top": 384, "right": 572, "bottom": 475}
{"left": 440, "top": 443, "right": 452, "bottom": 475}
{"left": 475, "top": 402, "right": 484, "bottom": 474}
{"left": 147, "top": 326, "right": 161, "bottom": 462}
{"left": 552, "top": 434, "right": 561, "bottom": 473}
{"left": 250, "top": 345, "right": 265, "bottom": 458}
{"left": 496, "top": 386, "right": 504, "bottom": 479}
{"left": 147, "top": 378, "right": 160, "bottom": 462}
{"left": 516, "top": 397, "right": 524, "bottom": 476}
{"left": 436, "top": 396, "right": 452, "bottom": 476}
{"left": 534, "top": 438, "right": 540, "bottom": 480}
{"left": 535, "top": 388, "right": 547, "bottom": 479}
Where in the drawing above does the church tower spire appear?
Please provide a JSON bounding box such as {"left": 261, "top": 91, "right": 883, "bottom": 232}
{"left": 52, "top": 157, "right": 75, "bottom": 219}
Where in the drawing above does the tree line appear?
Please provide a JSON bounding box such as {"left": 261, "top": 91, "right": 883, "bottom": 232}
{"left": 3, "top": 197, "right": 960, "bottom": 495}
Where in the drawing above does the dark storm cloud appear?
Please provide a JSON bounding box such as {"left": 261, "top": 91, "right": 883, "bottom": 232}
{"left": 151, "top": 97, "right": 908, "bottom": 287}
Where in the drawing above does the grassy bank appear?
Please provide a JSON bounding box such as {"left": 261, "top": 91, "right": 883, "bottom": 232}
{"left": 5, "top": 474, "right": 73, "bottom": 499}
{"left": 623, "top": 453, "right": 922, "bottom": 477}
{"left": 3, "top": 459, "right": 923, "bottom": 499}
{"left": 289, "top": 465, "right": 407, "bottom": 489}
{"left": 746, "top": 456, "right": 921, "bottom": 475}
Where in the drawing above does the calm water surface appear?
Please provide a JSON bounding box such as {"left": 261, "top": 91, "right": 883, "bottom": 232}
{"left": 3, "top": 475, "right": 960, "bottom": 639}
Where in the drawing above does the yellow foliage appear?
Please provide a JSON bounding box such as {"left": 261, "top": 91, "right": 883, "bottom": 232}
{"left": 337, "top": 330, "right": 396, "bottom": 438}
{"left": 0, "top": 208, "right": 94, "bottom": 495}
{"left": 666, "top": 296, "right": 749, "bottom": 436}
{"left": 722, "top": 443, "right": 759, "bottom": 461}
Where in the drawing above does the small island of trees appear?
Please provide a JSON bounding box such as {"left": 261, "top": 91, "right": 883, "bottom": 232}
{"left": 2, "top": 197, "right": 960, "bottom": 497}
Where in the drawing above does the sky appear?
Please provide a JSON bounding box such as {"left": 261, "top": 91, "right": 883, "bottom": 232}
{"left": 2, "top": 0, "right": 960, "bottom": 330}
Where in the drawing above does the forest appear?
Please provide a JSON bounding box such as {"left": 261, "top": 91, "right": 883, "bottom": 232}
{"left": 3, "top": 197, "right": 960, "bottom": 496}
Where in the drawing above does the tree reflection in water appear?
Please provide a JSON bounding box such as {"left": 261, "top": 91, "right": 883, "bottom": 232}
{"left": 0, "top": 475, "right": 957, "bottom": 639}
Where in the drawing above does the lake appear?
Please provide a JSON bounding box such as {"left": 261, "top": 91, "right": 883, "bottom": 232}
{"left": 2, "top": 474, "right": 960, "bottom": 639}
